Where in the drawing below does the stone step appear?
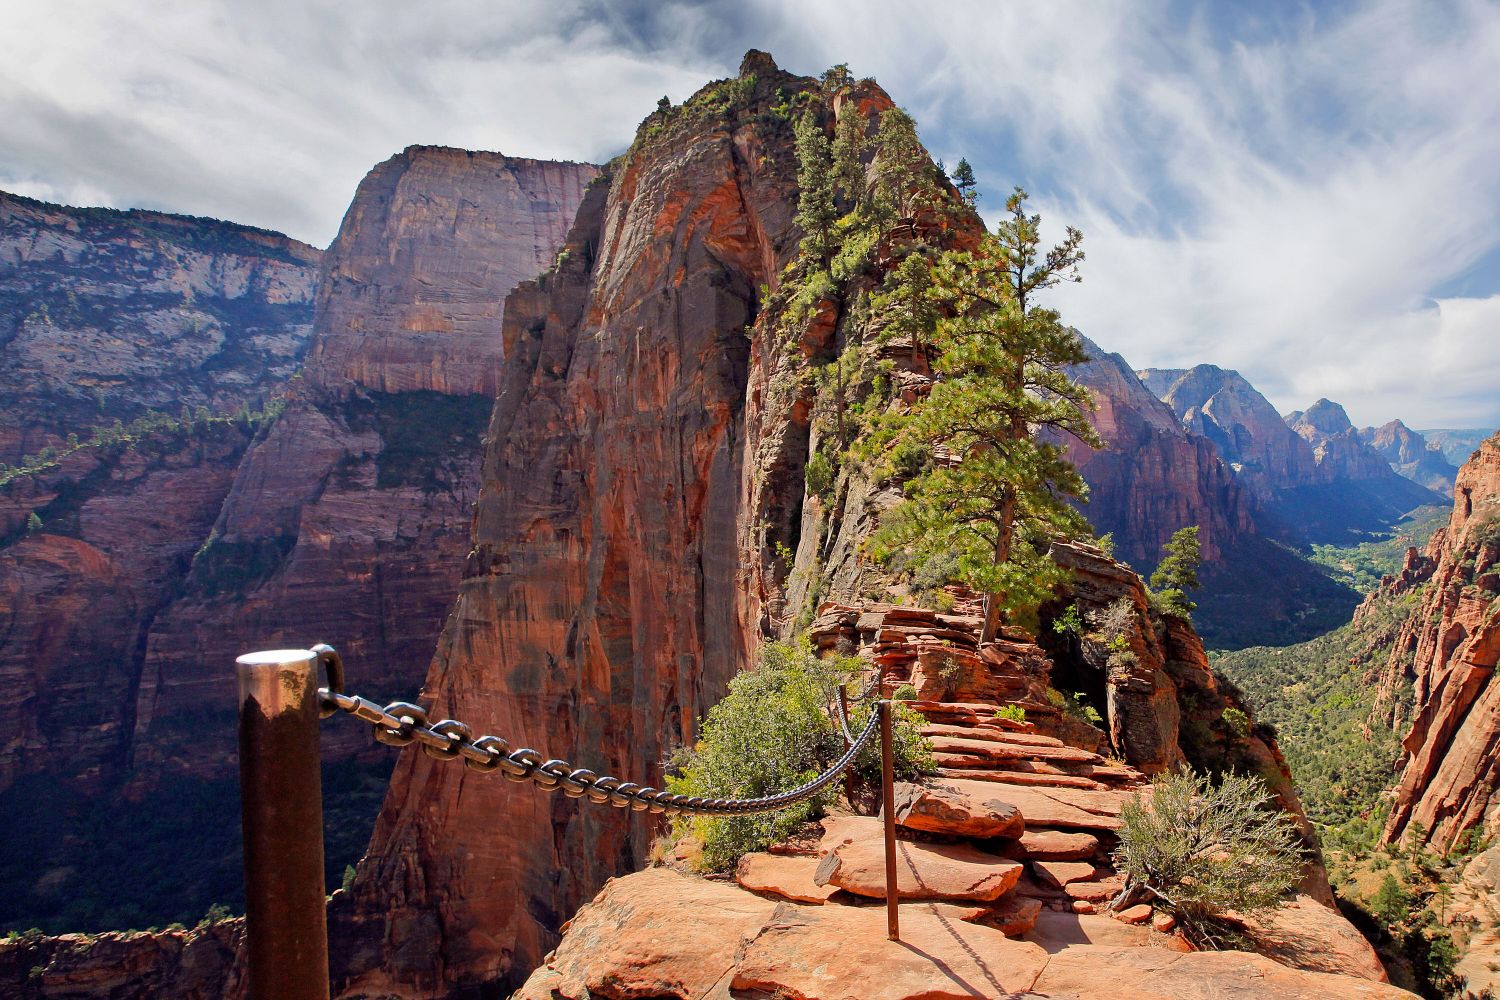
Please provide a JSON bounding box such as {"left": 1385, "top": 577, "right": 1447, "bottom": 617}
{"left": 815, "top": 834, "right": 1023, "bottom": 903}
{"left": 893, "top": 780, "right": 1025, "bottom": 839}
{"left": 930, "top": 735, "right": 1104, "bottom": 764}
{"left": 1007, "top": 828, "right": 1102, "bottom": 862}
{"left": 923, "top": 779, "right": 1124, "bottom": 832}
{"left": 736, "top": 854, "right": 839, "bottom": 905}
{"left": 920, "top": 723, "right": 1065, "bottom": 748}
{"left": 939, "top": 768, "right": 1104, "bottom": 791}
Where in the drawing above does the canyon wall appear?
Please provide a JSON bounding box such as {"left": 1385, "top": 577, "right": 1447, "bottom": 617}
{"left": 0, "top": 192, "right": 319, "bottom": 465}
{"left": 1378, "top": 433, "right": 1500, "bottom": 853}
{"left": 131, "top": 147, "right": 598, "bottom": 780}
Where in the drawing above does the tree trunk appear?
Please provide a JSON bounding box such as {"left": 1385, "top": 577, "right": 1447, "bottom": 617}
{"left": 979, "top": 486, "right": 1018, "bottom": 644}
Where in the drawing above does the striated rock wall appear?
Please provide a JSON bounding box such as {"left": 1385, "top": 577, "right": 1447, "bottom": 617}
{"left": 0, "top": 195, "right": 319, "bottom": 799}
{"left": 1378, "top": 433, "right": 1500, "bottom": 852}
{"left": 0, "top": 191, "right": 319, "bottom": 464}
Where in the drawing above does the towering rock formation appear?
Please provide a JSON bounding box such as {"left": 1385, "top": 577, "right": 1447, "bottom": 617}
{"left": 0, "top": 192, "right": 319, "bottom": 465}
{"left": 130, "top": 148, "right": 597, "bottom": 781}
{"left": 326, "top": 55, "right": 1372, "bottom": 997}
{"left": 1138, "top": 364, "right": 1321, "bottom": 499}
{"left": 1359, "top": 419, "right": 1459, "bottom": 493}
{"left": 1378, "top": 433, "right": 1500, "bottom": 853}
{"left": 1422, "top": 428, "right": 1493, "bottom": 467}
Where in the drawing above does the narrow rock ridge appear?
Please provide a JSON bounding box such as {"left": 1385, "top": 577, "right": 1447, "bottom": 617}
{"left": 518, "top": 586, "right": 1400, "bottom": 999}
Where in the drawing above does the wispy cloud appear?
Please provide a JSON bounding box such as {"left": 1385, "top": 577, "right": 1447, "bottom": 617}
{"left": 3, "top": 0, "right": 1497, "bottom": 428}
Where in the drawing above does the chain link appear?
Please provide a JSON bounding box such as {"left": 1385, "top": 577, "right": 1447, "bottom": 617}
{"left": 318, "top": 684, "right": 882, "bottom": 818}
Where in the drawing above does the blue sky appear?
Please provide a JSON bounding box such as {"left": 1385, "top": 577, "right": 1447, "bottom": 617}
{"left": 3, "top": 0, "right": 1498, "bottom": 430}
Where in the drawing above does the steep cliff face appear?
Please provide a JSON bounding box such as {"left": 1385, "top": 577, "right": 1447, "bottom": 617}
{"left": 0, "top": 195, "right": 318, "bottom": 799}
{"left": 131, "top": 148, "right": 597, "bottom": 780}
{"left": 1360, "top": 419, "right": 1459, "bottom": 493}
{"left": 1379, "top": 434, "right": 1500, "bottom": 853}
{"left": 333, "top": 57, "right": 807, "bottom": 996}
{"left": 0, "top": 151, "right": 594, "bottom": 936}
{"left": 0, "top": 191, "right": 319, "bottom": 465}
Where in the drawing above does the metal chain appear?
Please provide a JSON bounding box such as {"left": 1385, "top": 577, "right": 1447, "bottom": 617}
{"left": 316, "top": 675, "right": 882, "bottom": 818}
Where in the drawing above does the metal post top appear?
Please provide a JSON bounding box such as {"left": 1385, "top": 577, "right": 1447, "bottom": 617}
{"left": 237, "top": 649, "right": 318, "bottom": 668}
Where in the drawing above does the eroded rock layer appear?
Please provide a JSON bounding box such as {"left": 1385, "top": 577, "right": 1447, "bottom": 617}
{"left": 0, "top": 191, "right": 319, "bottom": 464}
{"left": 1379, "top": 433, "right": 1500, "bottom": 853}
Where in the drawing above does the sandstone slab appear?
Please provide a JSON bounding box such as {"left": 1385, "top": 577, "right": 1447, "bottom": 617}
{"left": 513, "top": 869, "right": 775, "bottom": 1000}
{"left": 1032, "top": 944, "right": 1416, "bottom": 999}
{"left": 1012, "top": 828, "right": 1101, "bottom": 861}
{"left": 928, "top": 778, "right": 1124, "bottom": 831}
{"left": 816, "top": 835, "right": 1022, "bottom": 902}
{"left": 736, "top": 853, "right": 838, "bottom": 904}
{"left": 732, "top": 900, "right": 1050, "bottom": 1000}
{"left": 893, "top": 779, "right": 1025, "bottom": 838}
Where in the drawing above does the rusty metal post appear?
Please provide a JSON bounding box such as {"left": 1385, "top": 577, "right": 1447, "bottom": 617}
{"left": 236, "top": 649, "right": 331, "bottom": 1000}
{"left": 879, "top": 699, "right": 900, "bottom": 942}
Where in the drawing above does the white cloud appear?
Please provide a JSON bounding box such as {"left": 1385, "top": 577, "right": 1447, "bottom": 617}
{"left": 2, "top": 0, "right": 1497, "bottom": 429}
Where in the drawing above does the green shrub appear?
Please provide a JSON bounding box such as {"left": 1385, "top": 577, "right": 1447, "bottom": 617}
{"left": 1114, "top": 768, "right": 1303, "bottom": 947}
{"left": 667, "top": 640, "right": 932, "bottom": 871}
{"left": 805, "top": 450, "right": 835, "bottom": 499}
{"left": 996, "top": 704, "right": 1026, "bottom": 723}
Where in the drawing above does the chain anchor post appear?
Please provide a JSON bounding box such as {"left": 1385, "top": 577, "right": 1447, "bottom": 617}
{"left": 879, "top": 699, "right": 900, "bottom": 942}
{"left": 236, "top": 649, "right": 331, "bottom": 1000}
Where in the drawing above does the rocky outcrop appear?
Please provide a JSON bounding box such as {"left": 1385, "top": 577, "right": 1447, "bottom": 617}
{"left": 1379, "top": 433, "right": 1500, "bottom": 853}
{"left": 0, "top": 921, "right": 245, "bottom": 1000}
{"left": 331, "top": 57, "right": 811, "bottom": 996}
{"left": 0, "top": 191, "right": 319, "bottom": 465}
{"left": 1422, "top": 428, "right": 1492, "bottom": 467}
{"left": 1359, "top": 419, "right": 1459, "bottom": 493}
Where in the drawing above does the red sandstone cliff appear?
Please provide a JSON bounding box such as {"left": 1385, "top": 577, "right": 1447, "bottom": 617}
{"left": 1378, "top": 433, "right": 1500, "bottom": 853}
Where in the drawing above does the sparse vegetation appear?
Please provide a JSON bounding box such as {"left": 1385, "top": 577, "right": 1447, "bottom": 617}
{"left": 665, "top": 639, "right": 931, "bottom": 871}
{"left": 1115, "top": 768, "right": 1303, "bottom": 947}
{"left": 1149, "top": 525, "right": 1202, "bottom": 619}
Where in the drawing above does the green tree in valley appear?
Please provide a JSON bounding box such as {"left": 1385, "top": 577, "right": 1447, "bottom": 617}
{"left": 1150, "top": 525, "right": 1202, "bottom": 619}
{"left": 869, "top": 187, "right": 1099, "bottom": 642}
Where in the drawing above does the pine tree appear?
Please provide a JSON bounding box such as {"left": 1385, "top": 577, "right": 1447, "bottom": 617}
{"left": 952, "top": 158, "right": 978, "bottom": 206}
{"left": 794, "top": 109, "right": 837, "bottom": 267}
{"left": 1150, "top": 525, "right": 1202, "bottom": 619}
{"left": 830, "top": 103, "right": 868, "bottom": 207}
{"left": 26, "top": 512, "right": 42, "bottom": 535}
{"left": 869, "top": 187, "right": 1098, "bottom": 643}
{"left": 871, "top": 108, "right": 942, "bottom": 229}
